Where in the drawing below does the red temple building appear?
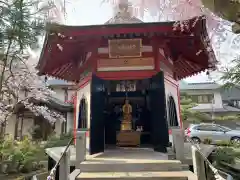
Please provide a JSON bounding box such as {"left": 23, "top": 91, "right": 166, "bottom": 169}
{"left": 37, "top": 3, "right": 217, "bottom": 154}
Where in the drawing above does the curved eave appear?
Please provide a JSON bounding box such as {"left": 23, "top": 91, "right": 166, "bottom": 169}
{"left": 40, "top": 16, "right": 206, "bottom": 41}
{"left": 14, "top": 97, "right": 73, "bottom": 114}
{"left": 200, "top": 19, "right": 218, "bottom": 68}
{"left": 37, "top": 31, "right": 50, "bottom": 73}
{"left": 44, "top": 20, "right": 181, "bottom": 35}
{"left": 175, "top": 17, "right": 217, "bottom": 80}
{"left": 37, "top": 16, "right": 217, "bottom": 81}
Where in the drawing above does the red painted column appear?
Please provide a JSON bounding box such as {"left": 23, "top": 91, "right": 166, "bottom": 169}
{"left": 151, "top": 37, "right": 160, "bottom": 71}
{"left": 176, "top": 83, "right": 183, "bottom": 128}
{"left": 73, "top": 93, "right": 77, "bottom": 144}
{"left": 91, "top": 40, "right": 100, "bottom": 73}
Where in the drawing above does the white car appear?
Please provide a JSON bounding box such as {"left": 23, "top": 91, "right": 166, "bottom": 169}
{"left": 185, "top": 123, "right": 240, "bottom": 144}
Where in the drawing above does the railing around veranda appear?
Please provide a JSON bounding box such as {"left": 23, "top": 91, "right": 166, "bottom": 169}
{"left": 47, "top": 137, "right": 74, "bottom": 180}
{"left": 185, "top": 136, "right": 234, "bottom": 180}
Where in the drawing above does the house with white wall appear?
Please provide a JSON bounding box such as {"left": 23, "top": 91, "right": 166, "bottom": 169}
{"left": 1, "top": 79, "right": 75, "bottom": 139}
{"left": 220, "top": 86, "right": 240, "bottom": 109}
{"left": 179, "top": 81, "right": 240, "bottom": 116}
{"left": 47, "top": 79, "right": 76, "bottom": 134}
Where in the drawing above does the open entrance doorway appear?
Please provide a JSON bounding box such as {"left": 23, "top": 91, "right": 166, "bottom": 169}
{"left": 104, "top": 90, "right": 152, "bottom": 147}
{"left": 90, "top": 73, "right": 169, "bottom": 155}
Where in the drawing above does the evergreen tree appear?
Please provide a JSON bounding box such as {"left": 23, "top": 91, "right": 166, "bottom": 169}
{"left": 220, "top": 57, "right": 240, "bottom": 88}
{"left": 0, "top": 0, "right": 65, "bottom": 135}
{"left": 0, "top": 0, "right": 46, "bottom": 92}
{"left": 180, "top": 93, "right": 209, "bottom": 122}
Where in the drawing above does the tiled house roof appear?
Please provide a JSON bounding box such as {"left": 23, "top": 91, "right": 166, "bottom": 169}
{"left": 179, "top": 81, "right": 240, "bottom": 113}
{"left": 47, "top": 79, "right": 74, "bottom": 86}
{"left": 47, "top": 96, "right": 73, "bottom": 112}
{"left": 220, "top": 86, "right": 240, "bottom": 101}
{"left": 44, "top": 78, "right": 74, "bottom": 109}
{"left": 191, "top": 104, "right": 240, "bottom": 113}
{"left": 179, "top": 81, "right": 220, "bottom": 90}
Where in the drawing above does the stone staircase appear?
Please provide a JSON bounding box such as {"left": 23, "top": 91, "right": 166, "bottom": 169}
{"left": 76, "top": 148, "right": 197, "bottom": 180}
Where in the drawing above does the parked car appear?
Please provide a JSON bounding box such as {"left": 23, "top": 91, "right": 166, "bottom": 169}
{"left": 185, "top": 123, "right": 240, "bottom": 144}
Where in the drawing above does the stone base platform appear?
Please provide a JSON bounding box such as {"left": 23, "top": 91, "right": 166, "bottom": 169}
{"left": 77, "top": 148, "right": 197, "bottom": 180}
{"left": 46, "top": 146, "right": 198, "bottom": 180}
{"left": 77, "top": 171, "right": 192, "bottom": 180}
{"left": 80, "top": 147, "right": 181, "bottom": 172}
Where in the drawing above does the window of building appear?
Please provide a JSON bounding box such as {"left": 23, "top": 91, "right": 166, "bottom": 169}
{"left": 24, "top": 90, "right": 28, "bottom": 97}
{"left": 61, "top": 113, "right": 67, "bottom": 134}
{"left": 8, "top": 92, "right": 12, "bottom": 104}
{"left": 64, "top": 88, "right": 68, "bottom": 102}
{"left": 191, "top": 94, "right": 214, "bottom": 103}
{"left": 235, "top": 101, "right": 240, "bottom": 108}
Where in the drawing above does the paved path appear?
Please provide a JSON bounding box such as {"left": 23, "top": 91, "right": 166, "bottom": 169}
{"left": 87, "top": 147, "right": 169, "bottom": 162}
{"left": 45, "top": 143, "right": 216, "bottom": 166}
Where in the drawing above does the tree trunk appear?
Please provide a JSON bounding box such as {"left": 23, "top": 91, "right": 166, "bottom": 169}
{"left": 20, "top": 116, "right": 24, "bottom": 140}
{"left": 14, "top": 114, "right": 19, "bottom": 140}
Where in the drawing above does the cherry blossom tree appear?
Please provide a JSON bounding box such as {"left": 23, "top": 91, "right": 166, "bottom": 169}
{"left": 105, "top": 0, "right": 239, "bottom": 27}
{"left": 102, "top": 0, "right": 216, "bottom": 25}
{"left": 102, "top": 1, "right": 230, "bottom": 49}
{"left": 201, "top": 0, "right": 240, "bottom": 33}
{"left": 1, "top": 55, "right": 66, "bottom": 122}
{"left": 101, "top": 0, "right": 240, "bottom": 82}
{"left": 0, "top": 0, "right": 65, "bottom": 136}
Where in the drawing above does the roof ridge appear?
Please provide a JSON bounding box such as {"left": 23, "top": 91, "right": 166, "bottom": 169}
{"left": 187, "top": 82, "right": 218, "bottom": 85}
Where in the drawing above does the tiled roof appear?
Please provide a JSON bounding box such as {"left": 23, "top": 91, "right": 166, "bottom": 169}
{"left": 220, "top": 86, "right": 240, "bottom": 101}
{"left": 179, "top": 81, "right": 220, "bottom": 90}
{"left": 47, "top": 96, "right": 73, "bottom": 112}
{"left": 48, "top": 96, "right": 73, "bottom": 107}
{"left": 191, "top": 104, "right": 240, "bottom": 113}
{"left": 47, "top": 79, "right": 74, "bottom": 86}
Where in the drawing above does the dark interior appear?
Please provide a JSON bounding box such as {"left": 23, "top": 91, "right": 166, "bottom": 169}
{"left": 103, "top": 80, "right": 152, "bottom": 147}
{"left": 90, "top": 73, "right": 169, "bottom": 154}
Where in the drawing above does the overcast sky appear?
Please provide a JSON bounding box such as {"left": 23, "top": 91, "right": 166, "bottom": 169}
{"left": 61, "top": 0, "right": 240, "bottom": 83}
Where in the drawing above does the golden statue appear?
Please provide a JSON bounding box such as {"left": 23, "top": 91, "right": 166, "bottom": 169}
{"left": 121, "top": 99, "right": 132, "bottom": 131}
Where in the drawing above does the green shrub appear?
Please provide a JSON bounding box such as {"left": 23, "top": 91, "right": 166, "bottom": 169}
{"left": 203, "top": 138, "right": 212, "bottom": 144}
{"left": 30, "top": 125, "right": 43, "bottom": 140}
{"left": 213, "top": 116, "right": 240, "bottom": 121}
{"left": 216, "top": 140, "right": 232, "bottom": 147}
{"left": 214, "top": 147, "right": 240, "bottom": 166}
{"left": 44, "top": 131, "right": 73, "bottom": 149}
{"left": 0, "top": 135, "right": 45, "bottom": 174}
{"left": 216, "top": 140, "right": 240, "bottom": 148}
{"left": 215, "top": 147, "right": 236, "bottom": 165}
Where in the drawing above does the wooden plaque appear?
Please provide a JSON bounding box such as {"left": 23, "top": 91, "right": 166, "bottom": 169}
{"left": 108, "top": 39, "right": 142, "bottom": 58}
{"left": 98, "top": 57, "right": 154, "bottom": 68}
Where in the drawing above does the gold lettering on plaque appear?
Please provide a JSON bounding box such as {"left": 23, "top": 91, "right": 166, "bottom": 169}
{"left": 108, "top": 39, "right": 142, "bottom": 58}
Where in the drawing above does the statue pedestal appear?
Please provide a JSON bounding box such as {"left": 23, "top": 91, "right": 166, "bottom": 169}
{"left": 121, "top": 121, "right": 132, "bottom": 131}
{"left": 116, "top": 131, "right": 140, "bottom": 147}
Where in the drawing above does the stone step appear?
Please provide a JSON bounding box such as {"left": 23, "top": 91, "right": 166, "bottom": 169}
{"left": 76, "top": 171, "right": 190, "bottom": 180}
{"left": 79, "top": 160, "right": 183, "bottom": 172}
{"left": 181, "top": 164, "right": 190, "bottom": 171}
{"left": 167, "top": 148, "right": 176, "bottom": 160}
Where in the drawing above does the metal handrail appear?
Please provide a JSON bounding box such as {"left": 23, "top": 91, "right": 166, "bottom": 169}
{"left": 45, "top": 132, "right": 233, "bottom": 180}
{"left": 185, "top": 136, "right": 233, "bottom": 180}
{"left": 47, "top": 137, "right": 74, "bottom": 180}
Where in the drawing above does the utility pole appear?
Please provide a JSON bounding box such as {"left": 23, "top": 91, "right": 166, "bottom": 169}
{"left": 211, "top": 98, "right": 215, "bottom": 122}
